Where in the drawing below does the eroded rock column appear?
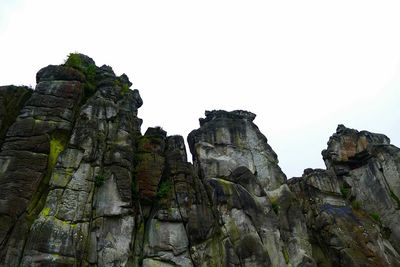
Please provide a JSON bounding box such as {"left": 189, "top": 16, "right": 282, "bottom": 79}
{"left": 188, "top": 110, "right": 286, "bottom": 191}
{"left": 188, "top": 110, "right": 314, "bottom": 267}
{"left": 0, "top": 65, "right": 85, "bottom": 265}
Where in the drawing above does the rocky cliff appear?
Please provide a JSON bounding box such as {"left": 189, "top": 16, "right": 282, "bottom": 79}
{"left": 0, "top": 54, "right": 399, "bottom": 267}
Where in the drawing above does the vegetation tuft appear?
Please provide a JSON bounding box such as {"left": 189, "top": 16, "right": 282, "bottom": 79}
{"left": 156, "top": 180, "right": 172, "bottom": 199}
{"left": 282, "top": 247, "right": 290, "bottom": 264}
{"left": 121, "top": 83, "right": 130, "bottom": 94}
{"left": 114, "top": 79, "right": 130, "bottom": 95}
{"left": 370, "top": 212, "right": 381, "bottom": 224}
{"left": 64, "top": 53, "right": 97, "bottom": 101}
{"left": 271, "top": 202, "right": 279, "bottom": 214}
{"left": 340, "top": 186, "right": 351, "bottom": 199}
{"left": 95, "top": 174, "right": 106, "bottom": 187}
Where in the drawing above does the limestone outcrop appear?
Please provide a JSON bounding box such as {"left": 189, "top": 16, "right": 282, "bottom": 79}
{"left": 0, "top": 54, "right": 399, "bottom": 266}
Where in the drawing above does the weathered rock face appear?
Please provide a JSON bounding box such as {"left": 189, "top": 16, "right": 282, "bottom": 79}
{"left": 0, "top": 55, "right": 400, "bottom": 267}
{"left": 289, "top": 169, "right": 400, "bottom": 267}
{"left": 20, "top": 63, "right": 142, "bottom": 266}
{"left": 0, "top": 67, "right": 85, "bottom": 265}
{"left": 288, "top": 125, "right": 400, "bottom": 267}
{"left": 0, "top": 85, "right": 32, "bottom": 145}
{"left": 324, "top": 125, "right": 400, "bottom": 259}
{"left": 135, "top": 127, "right": 167, "bottom": 201}
{"left": 188, "top": 110, "right": 286, "bottom": 191}
{"left": 188, "top": 111, "right": 314, "bottom": 267}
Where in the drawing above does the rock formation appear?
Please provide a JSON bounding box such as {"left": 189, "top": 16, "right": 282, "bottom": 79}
{"left": 0, "top": 54, "right": 399, "bottom": 266}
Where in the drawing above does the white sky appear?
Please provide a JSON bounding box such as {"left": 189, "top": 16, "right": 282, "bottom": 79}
{"left": 1, "top": 0, "right": 399, "bottom": 178}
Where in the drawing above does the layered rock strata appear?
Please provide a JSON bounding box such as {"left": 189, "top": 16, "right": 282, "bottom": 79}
{"left": 0, "top": 54, "right": 399, "bottom": 267}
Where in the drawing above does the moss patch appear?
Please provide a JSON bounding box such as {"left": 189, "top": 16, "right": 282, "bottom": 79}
{"left": 94, "top": 174, "right": 106, "bottom": 187}
{"left": 121, "top": 83, "right": 130, "bottom": 94}
{"left": 271, "top": 200, "right": 279, "bottom": 214}
{"left": 27, "top": 131, "right": 69, "bottom": 220}
{"left": 340, "top": 186, "right": 351, "bottom": 199}
{"left": 49, "top": 132, "right": 68, "bottom": 168}
{"left": 282, "top": 247, "right": 290, "bottom": 264}
{"left": 227, "top": 220, "right": 241, "bottom": 242}
{"left": 52, "top": 167, "right": 74, "bottom": 187}
{"left": 64, "top": 53, "right": 82, "bottom": 69}
{"left": 209, "top": 235, "right": 225, "bottom": 266}
{"left": 41, "top": 207, "right": 51, "bottom": 216}
{"left": 156, "top": 180, "right": 172, "bottom": 199}
{"left": 64, "top": 53, "right": 97, "bottom": 101}
{"left": 216, "top": 178, "right": 234, "bottom": 195}
{"left": 114, "top": 79, "right": 130, "bottom": 95}
{"left": 389, "top": 189, "right": 400, "bottom": 209}
{"left": 370, "top": 212, "right": 381, "bottom": 224}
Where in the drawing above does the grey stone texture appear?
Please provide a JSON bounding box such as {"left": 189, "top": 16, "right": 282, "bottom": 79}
{"left": 0, "top": 56, "right": 399, "bottom": 266}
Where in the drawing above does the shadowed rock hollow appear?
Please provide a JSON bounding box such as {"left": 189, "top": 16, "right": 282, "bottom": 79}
{"left": 0, "top": 54, "right": 399, "bottom": 267}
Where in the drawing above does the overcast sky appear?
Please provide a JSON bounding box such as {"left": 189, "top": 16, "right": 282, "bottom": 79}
{"left": 1, "top": 0, "right": 399, "bottom": 178}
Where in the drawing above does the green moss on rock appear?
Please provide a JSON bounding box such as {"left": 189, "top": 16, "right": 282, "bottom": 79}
{"left": 282, "top": 247, "right": 290, "bottom": 264}
{"left": 49, "top": 132, "right": 68, "bottom": 168}
{"left": 41, "top": 207, "right": 51, "bottom": 217}
{"left": 227, "top": 220, "right": 241, "bottom": 242}
{"left": 216, "top": 178, "right": 235, "bottom": 195}
{"left": 340, "top": 186, "right": 351, "bottom": 199}
{"left": 114, "top": 79, "right": 130, "bottom": 96}
{"left": 94, "top": 174, "right": 106, "bottom": 187}
{"left": 389, "top": 189, "right": 400, "bottom": 210}
{"left": 370, "top": 212, "right": 381, "bottom": 224}
{"left": 64, "top": 53, "right": 97, "bottom": 101}
{"left": 156, "top": 180, "right": 172, "bottom": 199}
{"left": 270, "top": 198, "right": 279, "bottom": 214}
{"left": 27, "top": 131, "right": 69, "bottom": 220}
